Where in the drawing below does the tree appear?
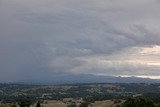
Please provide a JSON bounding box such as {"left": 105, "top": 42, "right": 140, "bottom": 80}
{"left": 11, "top": 104, "right": 17, "bottom": 107}
{"left": 20, "top": 101, "right": 25, "bottom": 107}
{"left": 25, "top": 99, "right": 31, "bottom": 107}
{"left": 20, "top": 97, "right": 31, "bottom": 107}
{"left": 36, "top": 101, "right": 41, "bottom": 107}
{"left": 79, "top": 102, "right": 89, "bottom": 107}
{"left": 67, "top": 102, "right": 76, "bottom": 107}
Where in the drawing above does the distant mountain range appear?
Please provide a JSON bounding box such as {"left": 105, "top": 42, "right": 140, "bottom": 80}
{"left": 13, "top": 74, "right": 160, "bottom": 85}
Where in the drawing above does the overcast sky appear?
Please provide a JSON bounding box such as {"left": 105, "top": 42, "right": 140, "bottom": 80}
{"left": 1, "top": 0, "right": 160, "bottom": 82}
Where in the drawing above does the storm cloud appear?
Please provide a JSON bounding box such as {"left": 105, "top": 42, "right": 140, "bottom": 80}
{"left": 1, "top": 0, "right": 160, "bottom": 82}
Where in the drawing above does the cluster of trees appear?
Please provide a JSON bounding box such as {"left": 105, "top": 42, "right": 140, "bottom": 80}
{"left": 20, "top": 101, "right": 31, "bottom": 107}
{"left": 19, "top": 98, "right": 41, "bottom": 107}
{"left": 122, "top": 98, "right": 156, "bottom": 107}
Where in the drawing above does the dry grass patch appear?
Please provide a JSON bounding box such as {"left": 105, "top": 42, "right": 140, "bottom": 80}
{"left": 90, "top": 100, "right": 114, "bottom": 107}
{"left": 42, "top": 100, "right": 67, "bottom": 107}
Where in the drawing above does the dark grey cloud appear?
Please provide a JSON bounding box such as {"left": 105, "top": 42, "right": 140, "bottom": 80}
{"left": 1, "top": 0, "right": 160, "bottom": 81}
